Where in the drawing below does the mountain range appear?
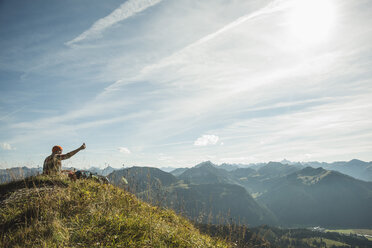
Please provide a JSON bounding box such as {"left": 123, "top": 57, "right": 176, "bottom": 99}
{"left": 107, "top": 160, "right": 372, "bottom": 228}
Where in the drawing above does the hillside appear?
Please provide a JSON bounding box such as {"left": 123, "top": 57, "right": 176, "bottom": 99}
{"left": 169, "top": 168, "right": 188, "bottom": 177}
{"left": 0, "top": 175, "right": 229, "bottom": 248}
{"left": 230, "top": 168, "right": 265, "bottom": 194}
{"left": 258, "top": 167, "right": 372, "bottom": 228}
{"left": 161, "top": 183, "right": 277, "bottom": 226}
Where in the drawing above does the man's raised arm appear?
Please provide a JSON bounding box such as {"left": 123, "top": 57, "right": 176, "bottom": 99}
{"left": 58, "top": 143, "right": 86, "bottom": 160}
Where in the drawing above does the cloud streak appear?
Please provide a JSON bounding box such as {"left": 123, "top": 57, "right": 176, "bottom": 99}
{"left": 66, "top": 0, "right": 162, "bottom": 46}
{"left": 141, "top": 0, "right": 290, "bottom": 74}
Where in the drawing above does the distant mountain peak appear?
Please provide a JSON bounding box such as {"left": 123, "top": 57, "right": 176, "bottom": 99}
{"left": 280, "top": 159, "right": 291, "bottom": 164}
{"left": 179, "top": 161, "right": 234, "bottom": 185}
{"left": 267, "top": 161, "right": 284, "bottom": 166}
{"left": 194, "top": 161, "right": 216, "bottom": 168}
{"left": 347, "top": 159, "right": 366, "bottom": 166}
{"left": 349, "top": 158, "right": 362, "bottom": 162}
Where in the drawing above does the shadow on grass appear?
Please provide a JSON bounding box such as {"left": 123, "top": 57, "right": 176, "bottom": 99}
{"left": 0, "top": 175, "right": 69, "bottom": 202}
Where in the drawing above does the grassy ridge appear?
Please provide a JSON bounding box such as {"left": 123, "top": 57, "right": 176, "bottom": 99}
{"left": 0, "top": 175, "right": 230, "bottom": 248}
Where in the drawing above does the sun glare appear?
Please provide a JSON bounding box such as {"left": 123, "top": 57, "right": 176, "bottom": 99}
{"left": 288, "top": 0, "right": 336, "bottom": 45}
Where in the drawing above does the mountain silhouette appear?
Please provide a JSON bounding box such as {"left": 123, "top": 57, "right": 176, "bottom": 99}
{"left": 259, "top": 167, "right": 372, "bottom": 228}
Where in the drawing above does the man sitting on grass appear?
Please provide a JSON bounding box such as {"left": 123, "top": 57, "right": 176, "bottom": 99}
{"left": 43, "top": 143, "right": 86, "bottom": 175}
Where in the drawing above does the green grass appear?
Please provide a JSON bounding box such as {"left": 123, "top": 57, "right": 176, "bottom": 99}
{"left": 302, "top": 237, "right": 350, "bottom": 247}
{"left": 0, "top": 175, "right": 230, "bottom": 248}
{"left": 326, "top": 229, "right": 372, "bottom": 241}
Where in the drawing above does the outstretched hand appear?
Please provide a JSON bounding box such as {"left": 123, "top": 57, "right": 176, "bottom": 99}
{"left": 80, "top": 143, "right": 86, "bottom": 150}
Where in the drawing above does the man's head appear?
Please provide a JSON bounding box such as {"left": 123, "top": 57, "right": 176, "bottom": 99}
{"left": 52, "top": 145, "right": 63, "bottom": 154}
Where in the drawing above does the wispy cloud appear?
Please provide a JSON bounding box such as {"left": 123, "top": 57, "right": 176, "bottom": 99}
{"left": 66, "top": 0, "right": 163, "bottom": 46}
{"left": 8, "top": 110, "right": 150, "bottom": 145}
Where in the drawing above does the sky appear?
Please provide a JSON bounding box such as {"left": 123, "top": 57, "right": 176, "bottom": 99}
{"left": 0, "top": 0, "right": 372, "bottom": 169}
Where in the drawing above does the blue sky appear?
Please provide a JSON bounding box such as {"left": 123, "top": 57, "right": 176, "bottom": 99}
{"left": 1, "top": 0, "right": 371, "bottom": 169}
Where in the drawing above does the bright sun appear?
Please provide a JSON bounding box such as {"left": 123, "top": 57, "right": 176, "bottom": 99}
{"left": 288, "top": 0, "right": 336, "bottom": 45}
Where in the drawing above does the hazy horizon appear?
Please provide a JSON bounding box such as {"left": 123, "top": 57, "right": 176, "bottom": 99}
{"left": 1, "top": 0, "right": 372, "bottom": 169}
{"left": 1, "top": 158, "right": 370, "bottom": 171}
